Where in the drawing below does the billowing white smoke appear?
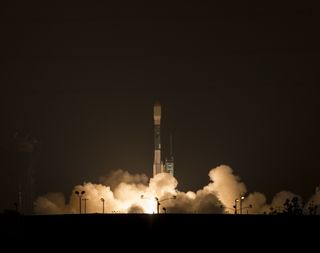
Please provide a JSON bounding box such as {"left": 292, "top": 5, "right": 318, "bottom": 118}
{"left": 35, "top": 170, "right": 180, "bottom": 214}
{"left": 35, "top": 167, "right": 225, "bottom": 214}
{"left": 207, "top": 165, "right": 246, "bottom": 208}
{"left": 34, "top": 165, "right": 320, "bottom": 215}
{"left": 99, "top": 169, "right": 149, "bottom": 190}
{"left": 35, "top": 193, "right": 67, "bottom": 214}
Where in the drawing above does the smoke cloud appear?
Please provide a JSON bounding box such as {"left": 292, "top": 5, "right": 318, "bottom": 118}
{"left": 207, "top": 165, "right": 246, "bottom": 208}
{"left": 35, "top": 165, "right": 320, "bottom": 215}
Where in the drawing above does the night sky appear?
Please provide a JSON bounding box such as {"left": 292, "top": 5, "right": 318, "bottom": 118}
{"left": 1, "top": 1, "right": 320, "bottom": 211}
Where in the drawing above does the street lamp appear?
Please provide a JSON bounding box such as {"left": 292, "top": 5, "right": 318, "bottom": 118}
{"left": 75, "top": 190, "right": 85, "bottom": 214}
{"left": 155, "top": 196, "right": 177, "bottom": 214}
{"left": 240, "top": 196, "right": 245, "bottom": 214}
{"left": 234, "top": 199, "right": 239, "bottom": 214}
{"left": 222, "top": 202, "right": 252, "bottom": 214}
{"left": 100, "top": 198, "right": 105, "bottom": 214}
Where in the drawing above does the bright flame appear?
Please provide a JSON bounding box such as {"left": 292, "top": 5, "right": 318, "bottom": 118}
{"left": 141, "top": 197, "right": 157, "bottom": 214}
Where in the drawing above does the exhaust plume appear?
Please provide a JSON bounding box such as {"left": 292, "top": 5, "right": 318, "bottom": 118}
{"left": 35, "top": 165, "right": 320, "bottom": 215}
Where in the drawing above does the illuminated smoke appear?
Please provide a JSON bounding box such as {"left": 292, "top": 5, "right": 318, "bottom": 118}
{"left": 34, "top": 166, "right": 319, "bottom": 215}
{"left": 270, "top": 191, "right": 300, "bottom": 210}
{"left": 99, "top": 169, "right": 148, "bottom": 190}
{"left": 207, "top": 165, "right": 246, "bottom": 208}
{"left": 35, "top": 193, "right": 67, "bottom": 214}
{"left": 242, "top": 192, "right": 267, "bottom": 214}
{"left": 35, "top": 168, "right": 221, "bottom": 214}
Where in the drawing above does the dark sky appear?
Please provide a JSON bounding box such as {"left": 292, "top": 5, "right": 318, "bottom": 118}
{"left": 1, "top": 1, "right": 320, "bottom": 210}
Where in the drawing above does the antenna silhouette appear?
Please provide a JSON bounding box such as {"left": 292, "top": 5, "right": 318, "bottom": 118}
{"left": 169, "top": 133, "right": 174, "bottom": 160}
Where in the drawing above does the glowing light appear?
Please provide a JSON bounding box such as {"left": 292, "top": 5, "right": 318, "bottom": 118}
{"left": 141, "top": 195, "right": 157, "bottom": 214}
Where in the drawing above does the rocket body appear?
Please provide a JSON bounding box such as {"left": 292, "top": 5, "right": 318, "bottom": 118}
{"left": 153, "top": 102, "right": 163, "bottom": 176}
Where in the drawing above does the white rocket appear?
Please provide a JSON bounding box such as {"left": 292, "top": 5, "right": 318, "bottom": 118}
{"left": 153, "top": 101, "right": 174, "bottom": 177}
{"left": 153, "top": 101, "right": 164, "bottom": 177}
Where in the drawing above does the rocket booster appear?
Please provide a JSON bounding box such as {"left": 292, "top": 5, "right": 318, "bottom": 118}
{"left": 153, "top": 101, "right": 163, "bottom": 176}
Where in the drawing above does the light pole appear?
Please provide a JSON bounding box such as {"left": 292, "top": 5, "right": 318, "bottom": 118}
{"left": 156, "top": 196, "right": 177, "bottom": 214}
{"left": 83, "top": 198, "right": 88, "bottom": 214}
{"left": 234, "top": 199, "right": 239, "bottom": 214}
{"left": 75, "top": 190, "right": 85, "bottom": 214}
{"left": 155, "top": 197, "right": 160, "bottom": 214}
{"left": 100, "top": 198, "right": 105, "bottom": 214}
{"left": 240, "top": 196, "right": 245, "bottom": 214}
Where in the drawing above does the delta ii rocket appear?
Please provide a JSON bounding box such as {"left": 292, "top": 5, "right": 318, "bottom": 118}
{"left": 153, "top": 101, "right": 175, "bottom": 177}
{"left": 153, "top": 101, "right": 163, "bottom": 177}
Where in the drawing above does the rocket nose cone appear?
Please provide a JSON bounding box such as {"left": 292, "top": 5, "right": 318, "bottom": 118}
{"left": 154, "top": 101, "right": 161, "bottom": 121}
{"left": 154, "top": 100, "right": 161, "bottom": 107}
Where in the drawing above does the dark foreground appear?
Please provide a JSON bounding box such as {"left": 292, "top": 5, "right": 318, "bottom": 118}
{"left": 1, "top": 213, "right": 319, "bottom": 244}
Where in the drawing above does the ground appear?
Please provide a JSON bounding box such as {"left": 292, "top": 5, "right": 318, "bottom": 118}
{"left": 1, "top": 213, "right": 319, "bottom": 246}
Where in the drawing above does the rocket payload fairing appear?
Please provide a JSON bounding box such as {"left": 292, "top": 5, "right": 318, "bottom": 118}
{"left": 153, "top": 101, "right": 163, "bottom": 177}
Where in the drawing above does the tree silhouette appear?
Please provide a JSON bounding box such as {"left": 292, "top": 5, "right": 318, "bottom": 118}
{"left": 270, "top": 198, "right": 319, "bottom": 215}
{"left": 307, "top": 201, "right": 318, "bottom": 215}
{"left": 283, "top": 197, "right": 303, "bottom": 215}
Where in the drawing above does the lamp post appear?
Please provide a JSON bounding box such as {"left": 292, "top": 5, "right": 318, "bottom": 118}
{"left": 234, "top": 199, "right": 239, "bottom": 214}
{"left": 156, "top": 196, "right": 176, "bottom": 214}
{"left": 155, "top": 197, "right": 160, "bottom": 214}
{"left": 100, "top": 198, "right": 105, "bottom": 214}
{"left": 240, "top": 196, "right": 245, "bottom": 214}
{"left": 75, "top": 190, "right": 85, "bottom": 214}
{"left": 83, "top": 198, "right": 88, "bottom": 214}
